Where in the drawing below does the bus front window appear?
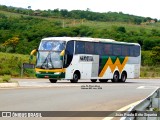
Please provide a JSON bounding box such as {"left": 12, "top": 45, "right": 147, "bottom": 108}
{"left": 36, "top": 40, "right": 65, "bottom": 69}
{"left": 39, "top": 40, "right": 65, "bottom": 51}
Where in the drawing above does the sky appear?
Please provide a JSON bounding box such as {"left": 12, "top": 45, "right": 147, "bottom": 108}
{"left": 0, "top": 0, "right": 160, "bottom": 19}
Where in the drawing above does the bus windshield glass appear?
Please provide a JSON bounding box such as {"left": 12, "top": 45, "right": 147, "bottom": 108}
{"left": 36, "top": 40, "right": 66, "bottom": 69}
{"left": 39, "top": 40, "right": 65, "bottom": 51}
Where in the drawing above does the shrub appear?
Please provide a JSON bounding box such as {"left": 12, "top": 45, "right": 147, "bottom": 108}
{"left": 1, "top": 75, "right": 11, "bottom": 83}
{"left": 153, "top": 108, "right": 160, "bottom": 112}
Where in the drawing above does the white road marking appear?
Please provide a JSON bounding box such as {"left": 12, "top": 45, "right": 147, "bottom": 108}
{"left": 18, "top": 81, "right": 82, "bottom": 88}
{"left": 102, "top": 100, "right": 142, "bottom": 120}
{"left": 137, "top": 86, "right": 159, "bottom": 89}
{"left": 102, "top": 86, "right": 159, "bottom": 120}
{"left": 0, "top": 88, "right": 16, "bottom": 89}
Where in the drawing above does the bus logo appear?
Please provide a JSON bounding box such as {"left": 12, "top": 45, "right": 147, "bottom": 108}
{"left": 80, "top": 56, "right": 94, "bottom": 62}
{"left": 99, "top": 57, "right": 128, "bottom": 77}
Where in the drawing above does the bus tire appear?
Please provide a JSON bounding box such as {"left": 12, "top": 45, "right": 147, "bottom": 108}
{"left": 49, "top": 79, "right": 57, "bottom": 83}
{"left": 120, "top": 72, "right": 127, "bottom": 82}
{"left": 91, "top": 79, "right": 97, "bottom": 83}
{"left": 70, "top": 72, "right": 79, "bottom": 83}
{"left": 111, "top": 71, "right": 119, "bottom": 83}
{"left": 99, "top": 79, "right": 108, "bottom": 83}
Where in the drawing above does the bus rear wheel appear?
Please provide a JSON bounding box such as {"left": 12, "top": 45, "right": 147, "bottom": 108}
{"left": 70, "top": 72, "right": 79, "bottom": 83}
{"left": 91, "top": 79, "right": 97, "bottom": 83}
{"left": 49, "top": 79, "right": 57, "bottom": 83}
{"left": 120, "top": 72, "right": 127, "bottom": 82}
{"left": 111, "top": 71, "right": 119, "bottom": 83}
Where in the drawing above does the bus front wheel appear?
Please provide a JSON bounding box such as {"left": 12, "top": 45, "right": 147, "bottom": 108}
{"left": 49, "top": 79, "right": 57, "bottom": 83}
{"left": 70, "top": 72, "right": 79, "bottom": 83}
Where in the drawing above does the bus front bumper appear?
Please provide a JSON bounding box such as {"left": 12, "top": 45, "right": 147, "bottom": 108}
{"left": 35, "top": 68, "right": 65, "bottom": 79}
{"left": 36, "top": 72, "right": 65, "bottom": 79}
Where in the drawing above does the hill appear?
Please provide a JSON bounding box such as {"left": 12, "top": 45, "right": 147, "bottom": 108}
{"left": 0, "top": 5, "right": 160, "bottom": 77}
{"left": 0, "top": 5, "right": 159, "bottom": 61}
{"left": 0, "top": 5, "right": 158, "bottom": 22}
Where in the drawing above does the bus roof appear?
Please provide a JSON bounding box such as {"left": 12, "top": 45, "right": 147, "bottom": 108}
{"left": 42, "top": 37, "right": 115, "bottom": 42}
{"left": 41, "top": 37, "right": 140, "bottom": 46}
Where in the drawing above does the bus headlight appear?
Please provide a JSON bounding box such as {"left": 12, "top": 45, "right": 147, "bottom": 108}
{"left": 54, "top": 72, "right": 61, "bottom": 75}
{"left": 36, "top": 71, "right": 41, "bottom": 74}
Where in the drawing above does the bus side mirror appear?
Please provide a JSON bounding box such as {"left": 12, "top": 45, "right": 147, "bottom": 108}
{"left": 29, "top": 49, "right": 37, "bottom": 63}
{"left": 60, "top": 50, "right": 65, "bottom": 56}
{"left": 60, "top": 50, "right": 65, "bottom": 60}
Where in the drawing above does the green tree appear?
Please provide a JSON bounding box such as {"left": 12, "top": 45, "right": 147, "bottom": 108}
{"left": 134, "top": 18, "right": 142, "bottom": 25}
{"left": 3, "top": 36, "right": 19, "bottom": 52}
{"left": 143, "top": 39, "right": 156, "bottom": 50}
{"left": 116, "top": 26, "right": 126, "bottom": 33}
{"left": 151, "top": 46, "right": 160, "bottom": 65}
{"left": 141, "top": 51, "right": 153, "bottom": 66}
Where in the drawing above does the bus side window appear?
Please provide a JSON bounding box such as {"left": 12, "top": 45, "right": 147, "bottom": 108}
{"left": 95, "top": 43, "right": 102, "bottom": 55}
{"left": 130, "top": 46, "right": 135, "bottom": 57}
{"left": 75, "top": 41, "right": 85, "bottom": 54}
{"left": 64, "top": 41, "right": 74, "bottom": 67}
{"left": 122, "top": 45, "right": 129, "bottom": 56}
{"left": 113, "top": 44, "right": 121, "bottom": 56}
{"left": 85, "top": 42, "right": 94, "bottom": 54}
{"left": 134, "top": 45, "right": 140, "bottom": 57}
{"left": 104, "top": 44, "right": 112, "bottom": 56}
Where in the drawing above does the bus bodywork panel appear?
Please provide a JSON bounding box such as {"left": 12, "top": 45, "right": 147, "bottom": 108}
{"left": 65, "top": 55, "right": 99, "bottom": 79}
{"left": 65, "top": 55, "right": 140, "bottom": 80}
{"left": 35, "top": 55, "right": 140, "bottom": 80}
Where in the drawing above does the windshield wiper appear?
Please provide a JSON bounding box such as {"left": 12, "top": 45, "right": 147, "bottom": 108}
{"left": 41, "top": 51, "right": 54, "bottom": 69}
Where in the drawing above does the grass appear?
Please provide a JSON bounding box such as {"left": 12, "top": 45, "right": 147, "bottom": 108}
{"left": 140, "top": 66, "right": 160, "bottom": 78}
{"left": 0, "top": 75, "right": 18, "bottom": 83}
{"left": 0, "top": 75, "right": 11, "bottom": 83}
{"left": 0, "top": 10, "right": 23, "bottom": 17}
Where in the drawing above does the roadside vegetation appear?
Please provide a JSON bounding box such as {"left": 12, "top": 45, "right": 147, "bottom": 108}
{"left": 0, "top": 6, "right": 160, "bottom": 55}
{"left": 0, "top": 75, "right": 11, "bottom": 83}
{"left": 0, "top": 52, "right": 35, "bottom": 78}
{"left": 0, "top": 5, "right": 159, "bottom": 78}
{"left": 0, "top": 52, "right": 159, "bottom": 78}
{"left": 141, "top": 67, "right": 160, "bottom": 78}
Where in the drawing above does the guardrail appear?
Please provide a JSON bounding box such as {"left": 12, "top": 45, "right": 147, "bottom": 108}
{"left": 121, "top": 87, "right": 160, "bottom": 120}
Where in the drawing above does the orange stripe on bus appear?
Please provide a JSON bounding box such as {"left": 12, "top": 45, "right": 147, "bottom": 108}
{"left": 35, "top": 68, "right": 66, "bottom": 73}
{"left": 99, "top": 57, "right": 128, "bottom": 77}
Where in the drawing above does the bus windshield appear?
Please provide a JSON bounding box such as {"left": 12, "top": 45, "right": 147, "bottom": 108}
{"left": 39, "top": 40, "right": 65, "bottom": 51}
{"left": 36, "top": 40, "right": 65, "bottom": 69}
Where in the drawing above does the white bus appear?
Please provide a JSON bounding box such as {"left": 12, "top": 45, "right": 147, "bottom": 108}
{"left": 30, "top": 37, "right": 141, "bottom": 83}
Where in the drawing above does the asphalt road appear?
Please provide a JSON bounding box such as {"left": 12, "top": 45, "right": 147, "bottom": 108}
{"left": 0, "top": 79, "right": 159, "bottom": 120}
